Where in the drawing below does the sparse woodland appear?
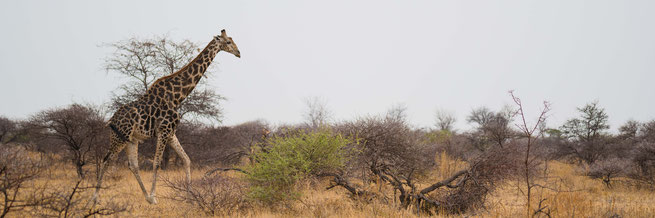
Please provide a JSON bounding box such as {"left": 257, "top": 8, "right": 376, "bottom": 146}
{"left": 2, "top": 37, "right": 655, "bottom": 217}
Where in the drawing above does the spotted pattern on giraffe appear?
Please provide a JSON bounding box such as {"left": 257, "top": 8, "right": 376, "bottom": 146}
{"left": 93, "top": 29, "right": 240, "bottom": 205}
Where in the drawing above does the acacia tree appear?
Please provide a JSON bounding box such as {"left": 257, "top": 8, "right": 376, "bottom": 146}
{"left": 466, "top": 106, "right": 516, "bottom": 150}
{"left": 30, "top": 104, "right": 107, "bottom": 178}
{"left": 104, "top": 35, "right": 225, "bottom": 169}
{"left": 559, "top": 101, "right": 610, "bottom": 164}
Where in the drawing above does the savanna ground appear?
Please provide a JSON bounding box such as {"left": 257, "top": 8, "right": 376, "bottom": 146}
{"left": 10, "top": 151, "right": 655, "bottom": 218}
{"left": 3, "top": 99, "right": 655, "bottom": 218}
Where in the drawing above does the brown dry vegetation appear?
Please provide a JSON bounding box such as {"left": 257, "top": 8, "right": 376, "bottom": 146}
{"left": 5, "top": 151, "right": 654, "bottom": 217}
{"left": 3, "top": 99, "right": 655, "bottom": 217}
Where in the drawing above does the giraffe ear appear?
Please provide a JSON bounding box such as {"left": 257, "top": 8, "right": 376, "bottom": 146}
{"left": 221, "top": 29, "right": 227, "bottom": 37}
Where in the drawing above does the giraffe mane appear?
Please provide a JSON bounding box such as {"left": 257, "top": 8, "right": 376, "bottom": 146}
{"left": 150, "top": 37, "right": 219, "bottom": 88}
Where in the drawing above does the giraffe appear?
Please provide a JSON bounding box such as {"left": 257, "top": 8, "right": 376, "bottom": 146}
{"left": 92, "top": 29, "right": 240, "bottom": 204}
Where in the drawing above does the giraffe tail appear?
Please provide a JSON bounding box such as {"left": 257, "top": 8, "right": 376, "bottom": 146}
{"left": 109, "top": 123, "right": 129, "bottom": 142}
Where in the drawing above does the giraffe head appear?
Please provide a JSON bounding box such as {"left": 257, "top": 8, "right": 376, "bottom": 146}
{"left": 215, "top": 29, "right": 240, "bottom": 58}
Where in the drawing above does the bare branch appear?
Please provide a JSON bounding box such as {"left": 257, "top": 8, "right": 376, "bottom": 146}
{"left": 420, "top": 169, "right": 468, "bottom": 194}
{"left": 204, "top": 167, "right": 249, "bottom": 177}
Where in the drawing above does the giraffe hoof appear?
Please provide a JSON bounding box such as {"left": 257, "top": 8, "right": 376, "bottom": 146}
{"left": 146, "top": 195, "right": 158, "bottom": 204}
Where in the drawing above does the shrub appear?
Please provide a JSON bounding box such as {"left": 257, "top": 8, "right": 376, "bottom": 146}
{"left": 37, "top": 179, "right": 127, "bottom": 218}
{"left": 587, "top": 158, "right": 629, "bottom": 188}
{"left": 336, "top": 112, "right": 436, "bottom": 182}
{"left": 163, "top": 175, "right": 249, "bottom": 216}
{"left": 245, "top": 129, "right": 353, "bottom": 205}
{"left": 630, "top": 141, "right": 655, "bottom": 188}
{"left": 0, "top": 145, "right": 126, "bottom": 218}
{"left": 0, "top": 146, "right": 47, "bottom": 217}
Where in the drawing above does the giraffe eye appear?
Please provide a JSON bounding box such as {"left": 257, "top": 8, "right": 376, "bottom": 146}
{"left": 227, "top": 41, "right": 232, "bottom": 44}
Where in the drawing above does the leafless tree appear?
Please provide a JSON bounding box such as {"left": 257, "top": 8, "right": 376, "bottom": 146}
{"left": 104, "top": 35, "right": 225, "bottom": 169}
{"left": 434, "top": 109, "right": 456, "bottom": 132}
{"left": 303, "top": 96, "right": 332, "bottom": 128}
{"left": 29, "top": 104, "right": 107, "bottom": 178}
{"left": 385, "top": 103, "right": 408, "bottom": 123}
{"left": 336, "top": 105, "right": 434, "bottom": 182}
{"left": 466, "top": 106, "right": 516, "bottom": 150}
{"left": 467, "top": 107, "right": 494, "bottom": 127}
{"left": 103, "top": 35, "right": 225, "bottom": 122}
{"left": 510, "top": 91, "right": 550, "bottom": 217}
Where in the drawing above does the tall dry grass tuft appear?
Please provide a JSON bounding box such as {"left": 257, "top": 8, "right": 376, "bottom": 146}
{"left": 488, "top": 161, "right": 655, "bottom": 217}
{"left": 435, "top": 151, "right": 466, "bottom": 181}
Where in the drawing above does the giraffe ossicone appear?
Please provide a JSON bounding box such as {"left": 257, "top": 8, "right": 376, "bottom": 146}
{"left": 92, "top": 29, "right": 240, "bottom": 204}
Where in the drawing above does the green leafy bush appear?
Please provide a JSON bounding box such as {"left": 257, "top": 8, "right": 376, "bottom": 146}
{"left": 246, "top": 129, "right": 354, "bottom": 205}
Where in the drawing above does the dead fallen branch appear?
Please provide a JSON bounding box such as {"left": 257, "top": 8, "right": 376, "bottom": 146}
{"left": 204, "top": 167, "right": 248, "bottom": 177}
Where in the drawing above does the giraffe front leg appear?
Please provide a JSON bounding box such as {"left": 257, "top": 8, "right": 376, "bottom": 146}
{"left": 147, "top": 134, "right": 169, "bottom": 204}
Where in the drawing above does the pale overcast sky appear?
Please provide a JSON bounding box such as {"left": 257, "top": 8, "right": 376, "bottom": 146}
{"left": 1, "top": 0, "right": 654, "bottom": 131}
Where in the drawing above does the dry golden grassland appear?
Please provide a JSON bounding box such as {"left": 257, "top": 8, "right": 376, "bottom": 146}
{"left": 15, "top": 152, "right": 655, "bottom": 217}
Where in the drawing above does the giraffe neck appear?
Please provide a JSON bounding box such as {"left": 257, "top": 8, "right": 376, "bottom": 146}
{"left": 147, "top": 38, "right": 222, "bottom": 107}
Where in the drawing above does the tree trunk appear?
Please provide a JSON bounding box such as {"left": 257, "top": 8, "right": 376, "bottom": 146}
{"left": 73, "top": 156, "right": 85, "bottom": 178}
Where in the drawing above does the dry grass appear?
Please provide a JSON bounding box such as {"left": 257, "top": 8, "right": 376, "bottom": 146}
{"left": 10, "top": 153, "right": 655, "bottom": 217}
{"left": 487, "top": 161, "right": 655, "bottom": 218}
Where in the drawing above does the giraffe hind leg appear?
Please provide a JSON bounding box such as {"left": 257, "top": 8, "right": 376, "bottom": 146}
{"left": 168, "top": 134, "right": 191, "bottom": 183}
{"left": 92, "top": 137, "right": 127, "bottom": 203}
